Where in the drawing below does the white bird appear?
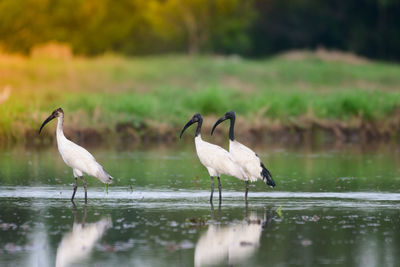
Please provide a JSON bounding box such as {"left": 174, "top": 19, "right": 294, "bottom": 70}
{"left": 39, "top": 108, "right": 113, "bottom": 203}
{"left": 194, "top": 211, "right": 267, "bottom": 267}
{"left": 211, "top": 111, "right": 276, "bottom": 197}
{"left": 180, "top": 113, "right": 248, "bottom": 203}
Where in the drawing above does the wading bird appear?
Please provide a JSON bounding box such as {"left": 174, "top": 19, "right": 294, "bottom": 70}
{"left": 211, "top": 111, "right": 276, "bottom": 195}
{"left": 180, "top": 113, "right": 248, "bottom": 203}
{"left": 39, "top": 108, "right": 113, "bottom": 203}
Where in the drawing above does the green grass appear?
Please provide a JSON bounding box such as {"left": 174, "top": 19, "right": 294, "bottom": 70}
{"left": 1, "top": 53, "right": 400, "bottom": 142}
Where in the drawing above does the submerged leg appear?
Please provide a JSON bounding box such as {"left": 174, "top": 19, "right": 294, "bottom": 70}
{"left": 71, "top": 177, "right": 78, "bottom": 203}
{"left": 217, "top": 201, "right": 222, "bottom": 221}
{"left": 72, "top": 201, "right": 78, "bottom": 223}
{"left": 80, "top": 176, "right": 88, "bottom": 204}
{"left": 217, "top": 176, "right": 222, "bottom": 202}
{"left": 245, "top": 180, "right": 249, "bottom": 202}
{"left": 210, "top": 176, "right": 214, "bottom": 204}
{"left": 82, "top": 204, "right": 87, "bottom": 227}
{"left": 210, "top": 199, "right": 222, "bottom": 222}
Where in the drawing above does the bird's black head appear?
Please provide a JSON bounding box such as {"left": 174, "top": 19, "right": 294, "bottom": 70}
{"left": 211, "top": 110, "right": 236, "bottom": 137}
{"left": 39, "top": 107, "right": 64, "bottom": 134}
{"left": 180, "top": 113, "right": 203, "bottom": 138}
{"left": 224, "top": 111, "right": 236, "bottom": 120}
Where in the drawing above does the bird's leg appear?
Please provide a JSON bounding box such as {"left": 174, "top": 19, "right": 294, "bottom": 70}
{"left": 80, "top": 176, "right": 88, "bottom": 204}
{"left": 245, "top": 200, "right": 249, "bottom": 218}
{"left": 245, "top": 180, "right": 249, "bottom": 202}
{"left": 210, "top": 202, "right": 215, "bottom": 221}
{"left": 217, "top": 176, "right": 222, "bottom": 203}
{"left": 210, "top": 176, "right": 214, "bottom": 204}
{"left": 71, "top": 177, "right": 78, "bottom": 203}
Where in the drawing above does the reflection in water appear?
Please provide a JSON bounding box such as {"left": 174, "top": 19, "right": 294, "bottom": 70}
{"left": 26, "top": 201, "right": 51, "bottom": 267}
{"left": 0, "top": 195, "right": 399, "bottom": 266}
{"left": 55, "top": 205, "right": 112, "bottom": 267}
{"left": 1, "top": 146, "right": 400, "bottom": 266}
{"left": 195, "top": 205, "right": 273, "bottom": 267}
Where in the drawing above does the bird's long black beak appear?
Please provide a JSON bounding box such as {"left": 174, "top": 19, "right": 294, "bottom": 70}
{"left": 180, "top": 119, "right": 195, "bottom": 138}
{"left": 211, "top": 115, "right": 228, "bottom": 136}
{"left": 39, "top": 114, "right": 56, "bottom": 134}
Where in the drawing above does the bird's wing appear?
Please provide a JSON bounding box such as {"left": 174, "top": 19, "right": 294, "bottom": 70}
{"left": 59, "top": 140, "right": 112, "bottom": 183}
{"left": 59, "top": 139, "right": 95, "bottom": 169}
{"left": 230, "top": 141, "right": 263, "bottom": 181}
{"left": 197, "top": 141, "right": 247, "bottom": 180}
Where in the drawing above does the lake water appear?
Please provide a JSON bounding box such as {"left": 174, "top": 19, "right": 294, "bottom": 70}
{"left": 0, "top": 144, "right": 400, "bottom": 266}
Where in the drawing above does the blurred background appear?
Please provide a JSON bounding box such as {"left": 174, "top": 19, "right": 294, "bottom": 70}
{"left": 1, "top": 0, "right": 400, "bottom": 146}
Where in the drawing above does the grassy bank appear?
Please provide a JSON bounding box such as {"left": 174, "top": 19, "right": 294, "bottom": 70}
{"left": 1, "top": 52, "right": 400, "bottom": 145}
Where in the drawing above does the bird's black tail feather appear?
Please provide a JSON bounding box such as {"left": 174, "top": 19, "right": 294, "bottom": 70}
{"left": 261, "top": 162, "right": 275, "bottom": 187}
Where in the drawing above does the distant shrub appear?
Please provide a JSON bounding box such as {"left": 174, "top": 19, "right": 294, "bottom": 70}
{"left": 30, "top": 42, "right": 73, "bottom": 59}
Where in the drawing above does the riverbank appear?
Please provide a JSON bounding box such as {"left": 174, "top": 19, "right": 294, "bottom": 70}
{"left": 1, "top": 51, "right": 400, "bottom": 146}
{"left": 19, "top": 114, "right": 400, "bottom": 149}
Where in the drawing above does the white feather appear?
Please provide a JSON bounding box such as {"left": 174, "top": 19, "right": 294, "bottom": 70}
{"left": 56, "top": 117, "right": 112, "bottom": 184}
{"left": 195, "top": 135, "right": 247, "bottom": 180}
{"left": 229, "top": 140, "right": 263, "bottom": 182}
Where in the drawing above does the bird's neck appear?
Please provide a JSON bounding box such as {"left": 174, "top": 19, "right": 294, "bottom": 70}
{"left": 229, "top": 117, "right": 235, "bottom": 141}
{"left": 56, "top": 116, "right": 66, "bottom": 142}
{"left": 195, "top": 134, "right": 202, "bottom": 141}
{"left": 195, "top": 118, "right": 203, "bottom": 137}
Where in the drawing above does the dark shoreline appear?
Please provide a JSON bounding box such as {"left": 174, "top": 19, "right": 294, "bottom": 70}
{"left": 6, "top": 116, "right": 400, "bottom": 149}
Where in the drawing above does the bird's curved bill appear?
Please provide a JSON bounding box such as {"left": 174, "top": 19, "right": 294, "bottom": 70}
{"left": 179, "top": 119, "right": 195, "bottom": 138}
{"left": 39, "top": 114, "right": 56, "bottom": 134}
{"left": 211, "top": 115, "right": 228, "bottom": 135}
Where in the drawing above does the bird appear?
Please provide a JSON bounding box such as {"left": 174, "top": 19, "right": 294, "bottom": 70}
{"left": 39, "top": 108, "right": 113, "bottom": 203}
{"left": 180, "top": 113, "right": 248, "bottom": 203}
{"left": 211, "top": 111, "right": 276, "bottom": 197}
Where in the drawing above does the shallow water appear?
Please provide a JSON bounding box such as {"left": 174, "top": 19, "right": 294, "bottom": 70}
{"left": 0, "top": 145, "right": 400, "bottom": 266}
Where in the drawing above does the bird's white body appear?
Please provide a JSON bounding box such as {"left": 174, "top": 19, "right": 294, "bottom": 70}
{"left": 56, "top": 117, "right": 112, "bottom": 183}
{"left": 229, "top": 140, "right": 263, "bottom": 183}
{"left": 195, "top": 135, "right": 247, "bottom": 180}
{"left": 56, "top": 217, "right": 112, "bottom": 267}
{"left": 194, "top": 213, "right": 262, "bottom": 266}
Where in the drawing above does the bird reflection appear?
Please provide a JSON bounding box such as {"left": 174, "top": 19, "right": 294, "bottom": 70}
{"left": 56, "top": 205, "right": 112, "bottom": 267}
{"left": 195, "top": 205, "right": 273, "bottom": 267}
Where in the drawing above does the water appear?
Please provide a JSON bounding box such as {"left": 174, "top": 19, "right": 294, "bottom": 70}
{"left": 0, "top": 144, "right": 400, "bottom": 266}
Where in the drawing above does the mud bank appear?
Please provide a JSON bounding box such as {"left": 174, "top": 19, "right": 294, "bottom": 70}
{"left": 9, "top": 115, "right": 400, "bottom": 148}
